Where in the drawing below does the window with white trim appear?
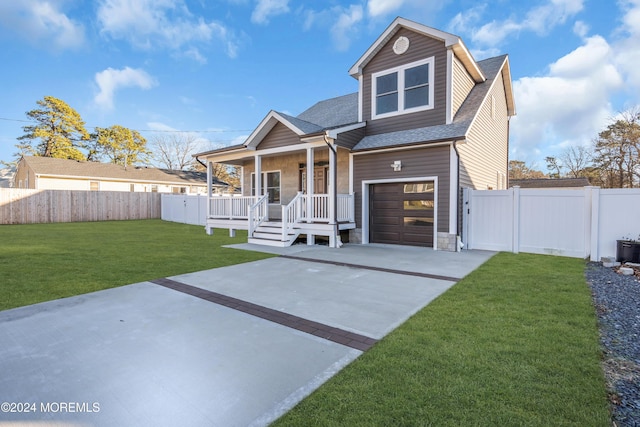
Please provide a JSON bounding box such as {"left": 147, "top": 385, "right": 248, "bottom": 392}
{"left": 251, "top": 171, "right": 281, "bottom": 203}
{"left": 372, "top": 57, "right": 435, "bottom": 119}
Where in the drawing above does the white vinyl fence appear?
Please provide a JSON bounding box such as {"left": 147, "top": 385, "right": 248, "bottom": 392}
{"left": 463, "top": 187, "right": 640, "bottom": 260}
{"left": 161, "top": 194, "right": 207, "bottom": 226}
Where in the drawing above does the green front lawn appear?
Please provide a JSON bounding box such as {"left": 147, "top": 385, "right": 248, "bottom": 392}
{"left": 0, "top": 222, "right": 610, "bottom": 425}
{"left": 0, "top": 220, "right": 274, "bottom": 311}
{"left": 274, "top": 253, "right": 610, "bottom": 426}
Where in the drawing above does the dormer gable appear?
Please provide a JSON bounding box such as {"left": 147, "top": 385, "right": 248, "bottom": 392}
{"left": 350, "top": 17, "right": 491, "bottom": 134}
{"left": 349, "top": 17, "right": 484, "bottom": 83}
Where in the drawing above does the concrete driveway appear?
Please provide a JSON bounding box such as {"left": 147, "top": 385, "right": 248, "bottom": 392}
{"left": 0, "top": 244, "right": 494, "bottom": 426}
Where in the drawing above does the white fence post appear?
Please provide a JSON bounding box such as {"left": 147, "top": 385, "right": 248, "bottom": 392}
{"left": 589, "top": 187, "right": 600, "bottom": 262}
{"left": 512, "top": 186, "right": 519, "bottom": 254}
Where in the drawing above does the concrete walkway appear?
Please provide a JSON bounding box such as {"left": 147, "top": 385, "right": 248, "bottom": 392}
{"left": 0, "top": 244, "right": 494, "bottom": 426}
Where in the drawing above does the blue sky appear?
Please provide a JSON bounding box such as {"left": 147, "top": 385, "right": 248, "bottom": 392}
{"left": 0, "top": 0, "right": 637, "bottom": 171}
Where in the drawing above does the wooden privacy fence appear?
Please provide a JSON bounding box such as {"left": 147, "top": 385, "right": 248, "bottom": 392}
{"left": 0, "top": 189, "right": 161, "bottom": 224}
{"left": 463, "top": 186, "right": 640, "bottom": 260}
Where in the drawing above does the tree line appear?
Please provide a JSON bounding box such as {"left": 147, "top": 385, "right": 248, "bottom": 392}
{"left": 509, "top": 108, "right": 640, "bottom": 188}
{"left": 8, "top": 96, "right": 240, "bottom": 188}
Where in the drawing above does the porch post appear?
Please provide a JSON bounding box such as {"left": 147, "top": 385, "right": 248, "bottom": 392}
{"left": 306, "top": 147, "right": 315, "bottom": 245}
{"left": 205, "top": 160, "right": 213, "bottom": 235}
{"left": 255, "top": 155, "right": 262, "bottom": 198}
{"left": 328, "top": 142, "right": 338, "bottom": 248}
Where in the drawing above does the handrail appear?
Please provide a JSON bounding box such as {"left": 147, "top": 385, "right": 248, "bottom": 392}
{"left": 282, "top": 192, "right": 304, "bottom": 241}
{"left": 248, "top": 194, "right": 269, "bottom": 237}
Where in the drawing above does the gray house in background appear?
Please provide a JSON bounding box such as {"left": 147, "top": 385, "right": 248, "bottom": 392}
{"left": 196, "top": 17, "right": 516, "bottom": 250}
{"left": 14, "top": 156, "right": 228, "bottom": 194}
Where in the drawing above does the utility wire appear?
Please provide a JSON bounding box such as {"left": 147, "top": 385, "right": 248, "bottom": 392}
{"left": 0, "top": 117, "right": 252, "bottom": 134}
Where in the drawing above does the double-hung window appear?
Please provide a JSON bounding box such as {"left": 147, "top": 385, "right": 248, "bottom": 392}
{"left": 372, "top": 57, "right": 434, "bottom": 119}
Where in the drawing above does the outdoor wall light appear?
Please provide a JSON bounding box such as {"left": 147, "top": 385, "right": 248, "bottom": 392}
{"left": 391, "top": 160, "right": 402, "bottom": 171}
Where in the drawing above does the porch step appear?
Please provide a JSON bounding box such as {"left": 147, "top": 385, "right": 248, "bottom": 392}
{"left": 249, "top": 221, "right": 300, "bottom": 247}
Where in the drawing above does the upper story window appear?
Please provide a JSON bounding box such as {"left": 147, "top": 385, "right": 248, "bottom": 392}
{"left": 372, "top": 57, "right": 434, "bottom": 120}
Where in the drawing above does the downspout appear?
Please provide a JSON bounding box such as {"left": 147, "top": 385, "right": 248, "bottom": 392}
{"left": 195, "top": 155, "right": 207, "bottom": 169}
{"left": 323, "top": 133, "right": 341, "bottom": 248}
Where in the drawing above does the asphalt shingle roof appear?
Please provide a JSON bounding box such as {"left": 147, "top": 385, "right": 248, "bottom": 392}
{"left": 296, "top": 93, "right": 359, "bottom": 130}
{"left": 510, "top": 178, "right": 591, "bottom": 188}
{"left": 21, "top": 156, "right": 220, "bottom": 185}
{"left": 277, "top": 112, "right": 324, "bottom": 135}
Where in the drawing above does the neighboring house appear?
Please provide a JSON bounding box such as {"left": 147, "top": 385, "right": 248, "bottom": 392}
{"left": 509, "top": 178, "right": 591, "bottom": 189}
{"left": 196, "top": 17, "right": 516, "bottom": 250}
{"left": 14, "top": 156, "right": 228, "bottom": 194}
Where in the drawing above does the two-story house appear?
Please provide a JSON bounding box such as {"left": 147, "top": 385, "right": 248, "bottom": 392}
{"left": 196, "top": 17, "right": 516, "bottom": 250}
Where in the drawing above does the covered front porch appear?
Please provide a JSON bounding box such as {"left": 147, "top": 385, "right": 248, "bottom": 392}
{"left": 201, "top": 139, "right": 355, "bottom": 248}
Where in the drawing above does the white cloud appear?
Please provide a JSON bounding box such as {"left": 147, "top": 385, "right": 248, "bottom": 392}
{"left": 614, "top": 0, "right": 640, "bottom": 91}
{"left": 452, "top": 0, "right": 585, "bottom": 48}
{"left": 251, "top": 0, "right": 290, "bottom": 24}
{"left": 0, "top": 1, "right": 84, "bottom": 50}
{"left": 146, "top": 122, "right": 178, "bottom": 132}
{"left": 510, "top": 35, "right": 623, "bottom": 162}
{"left": 367, "top": 0, "right": 404, "bottom": 18}
{"left": 331, "top": 5, "right": 364, "bottom": 51}
{"left": 97, "top": 0, "right": 241, "bottom": 59}
{"left": 303, "top": 4, "right": 363, "bottom": 51}
{"left": 573, "top": 20, "right": 589, "bottom": 37}
{"left": 94, "top": 67, "right": 157, "bottom": 110}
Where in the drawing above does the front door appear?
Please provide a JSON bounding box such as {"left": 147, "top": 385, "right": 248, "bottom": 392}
{"left": 313, "top": 168, "right": 327, "bottom": 194}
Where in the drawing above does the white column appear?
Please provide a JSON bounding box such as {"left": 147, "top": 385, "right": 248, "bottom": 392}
{"left": 255, "top": 155, "right": 262, "bottom": 198}
{"left": 306, "top": 147, "right": 315, "bottom": 245}
{"left": 329, "top": 145, "right": 336, "bottom": 225}
{"left": 205, "top": 161, "right": 213, "bottom": 235}
{"left": 328, "top": 142, "right": 338, "bottom": 248}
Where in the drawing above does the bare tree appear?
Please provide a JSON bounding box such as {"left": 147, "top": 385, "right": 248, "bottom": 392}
{"left": 150, "top": 133, "right": 202, "bottom": 170}
{"left": 560, "top": 146, "right": 592, "bottom": 178}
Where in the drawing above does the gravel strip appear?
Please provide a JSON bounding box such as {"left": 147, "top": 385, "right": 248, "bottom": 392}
{"left": 586, "top": 262, "right": 640, "bottom": 426}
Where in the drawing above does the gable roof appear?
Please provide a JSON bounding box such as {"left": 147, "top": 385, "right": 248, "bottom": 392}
{"left": 297, "top": 93, "right": 359, "bottom": 129}
{"left": 243, "top": 94, "right": 360, "bottom": 149}
{"left": 349, "top": 17, "right": 485, "bottom": 83}
{"left": 352, "top": 54, "right": 511, "bottom": 152}
{"left": 20, "top": 156, "right": 219, "bottom": 185}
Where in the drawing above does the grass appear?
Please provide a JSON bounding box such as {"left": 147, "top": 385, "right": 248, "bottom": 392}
{"left": 274, "top": 252, "right": 611, "bottom": 426}
{"left": 0, "top": 224, "right": 611, "bottom": 424}
{"left": 0, "top": 219, "right": 274, "bottom": 311}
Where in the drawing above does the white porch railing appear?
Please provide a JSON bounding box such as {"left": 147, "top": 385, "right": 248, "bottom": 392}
{"left": 209, "top": 195, "right": 257, "bottom": 219}
{"left": 337, "top": 193, "right": 355, "bottom": 223}
{"left": 282, "top": 192, "right": 305, "bottom": 241}
{"left": 208, "top": 193, "right": 355, "bottom": 223}
{"left": 248, "top": 194, "right": 269, "bottom": 237}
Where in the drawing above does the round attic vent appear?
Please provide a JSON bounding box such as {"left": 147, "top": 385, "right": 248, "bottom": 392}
{"left": 393, "top": 36, "right": 410, "bottom": 55}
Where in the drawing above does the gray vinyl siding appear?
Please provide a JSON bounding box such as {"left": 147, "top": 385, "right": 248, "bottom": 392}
{"left": 458, "top": 68, "right": 509, "bottom": 191}
{"left": 352, "top": 145, "right": 451, "bottom": 232}
{"left": 257, "top": 123, "right": 300, "bottom": 150}
{"left": 362, "top": 27, "right": 448, "bottom": 135}
{"left": 336, "top": 127, "right": 365, "bottom": 149}
{"left": 452, "top": 55, "right": 475, "bottom": 118}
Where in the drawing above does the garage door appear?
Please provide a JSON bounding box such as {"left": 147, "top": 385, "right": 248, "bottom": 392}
{"left": 370, "top": 181, "right": 434, "bottom": 247}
